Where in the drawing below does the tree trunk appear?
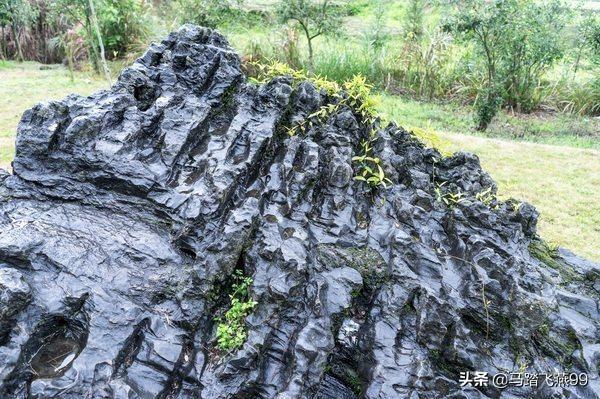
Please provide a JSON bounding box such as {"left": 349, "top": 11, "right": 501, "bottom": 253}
{"left": 66, "top": 34, "right": 75, "bottom": 82}
{"left": 0, "top": 26, "right": 6, "bottom": 60}
{"left": 11, "top": 24, "right": 24, "bottom": 62}
{"left": 307, "top": 38, "right": 314, "bottom": 73}
{"left": 88, "top": 0, "right": 112, "bottom": 85}
{"left": 573, "top": 46, "right": 582, "bottom": 77}
{"left": 84, "top": 16, "right": 100, "bottom": 73}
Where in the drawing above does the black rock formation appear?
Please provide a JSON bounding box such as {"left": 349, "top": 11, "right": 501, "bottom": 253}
{"left": 0, "top": 25, "right": 598, "bottom": 398}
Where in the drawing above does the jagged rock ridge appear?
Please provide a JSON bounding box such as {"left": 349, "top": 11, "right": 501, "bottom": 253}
{"left": 0, "top": 25, "right": 598, "bottom": 398}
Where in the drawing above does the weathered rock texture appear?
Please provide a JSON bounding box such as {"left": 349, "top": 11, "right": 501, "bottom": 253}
{"left": 0, "top": 25, "right": 598, "bottom": 399}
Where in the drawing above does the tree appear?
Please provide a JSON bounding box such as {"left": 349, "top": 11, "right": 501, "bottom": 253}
{"left": 404, "top": 0, "right": 425, "bottom": 42}
{"left": 49, "top": 29, "right": 79, "bottom": 81}
{"left": 0, "top": 5, "right": 8, "bottom": 60}
{"left": 447, "top": 0, "right": 567, "bottom": 130}
{"left": 366, "top": 0, "right": 391, "bottom": 50}
{"left": 277, "top": 0, "right": 342, "bottom": 72}
{"left": 88, "top": 0, "right": 112, "bottom": 84}
{"left": 98, "top": 0, "right": 150, "bottom": 58}
{"left": 170, "top": 0, "right": 242, "bottom": 29}
{"left": 499, "top": 1, "right": 566, "bottom": 112}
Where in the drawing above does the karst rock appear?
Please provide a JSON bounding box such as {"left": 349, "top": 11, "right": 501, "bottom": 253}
{"left": 0, "top": 25, "right": 598, "bottom": 398}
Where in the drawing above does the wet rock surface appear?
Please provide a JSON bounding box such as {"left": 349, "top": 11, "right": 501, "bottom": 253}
{"left": 0, "top": 25, "right": 598, "bottom": 398}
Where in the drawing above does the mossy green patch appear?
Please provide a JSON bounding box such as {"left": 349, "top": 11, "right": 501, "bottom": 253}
{"left": 529, "top": 238, "right": 582, "bottom": 286}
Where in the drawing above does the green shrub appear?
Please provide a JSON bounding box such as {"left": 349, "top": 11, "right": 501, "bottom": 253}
{"left": 448, "top": 0, "right": 568, "bottom": 127}
{"left": 474, "top": 85, "right": 502, "bottom": 131}
{"left": 546, "top": 76, "right": 600, "bottom": 116}
{"left": 99, "top": 0, "right": 150, "bottom": 58}
{"left": 215, "top": 270, "right": 256, "bottom": 352}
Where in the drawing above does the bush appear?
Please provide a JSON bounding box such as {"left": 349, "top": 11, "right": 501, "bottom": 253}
{"left": 98, "top": 0, "right": 150, "bottom": 58}
{"left": 546, "top": 77, "right": 600, "bottom": 116}
{"left": 474, "top": 85, "right": 502, "bottom": 131}
{"left": 448, "top": 0, "right": 568, "bottom": 127}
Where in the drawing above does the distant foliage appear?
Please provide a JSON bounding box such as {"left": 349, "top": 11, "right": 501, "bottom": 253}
{"left": 447, "top": 0, "right": 568, "bottom": 129}
{"left": 0, "top": 0, "right": 38, "bottom": 61}
{"left": 50, "top": 0, "right": 100, "bottom": 71}
{"left": 365, "top": 0, "right": 391, "bottom": 50}
{"left": 0, "top": 0, "right": 597, "bottom": 119}
{"left": 98, "top": 0, "right": 150, "bottom": 58}
{"left": 577, "top": 15, "right": 600, "bottom": 66}
{"left": 403, "top": 0, "right": 425, "bottom": 41}
{"left": 169, "top": 0, "right": 243, "bottom": 28}
{"left": 276, "top": 0, "right": 343, "bottom": 71}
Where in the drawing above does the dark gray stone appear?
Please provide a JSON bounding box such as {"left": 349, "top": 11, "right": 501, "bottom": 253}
{"left": 0, "top": 25, "right": 597, "bottom": 398}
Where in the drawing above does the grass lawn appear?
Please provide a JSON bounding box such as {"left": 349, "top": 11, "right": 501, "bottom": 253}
{"left": 439, "top": 134, "right": 599, "bottom": 261}
{"left": 0, "top": 61, "right": 598, "bottom": 260}
{"left": 0, "top": 62, "right": 109, "bottom": 165}
{"left": 379, "top": 95, "right": 600, "bottom": 149}
{"left": 379, "top": 96, "right": 599, "bottom": 260}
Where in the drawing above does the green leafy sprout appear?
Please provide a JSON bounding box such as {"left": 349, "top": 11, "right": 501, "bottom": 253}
{"left": 434, "top": 182, "right": 465, "bottom": 208}
{"left": 215, "top": 270, "right": 257, "bottom": 352}
{"left": 352, "top": 134, "right": 392, "bottom": 188}
{"left": 475, "top": 186, "right": 496, "bottom": 206}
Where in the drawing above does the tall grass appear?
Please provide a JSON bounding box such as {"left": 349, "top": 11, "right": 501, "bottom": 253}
{"left": 313, "top": 42, "right": 392, "bottom": 86}
{"left": 229, "top": 25, "right": 466, "bottom": 102}
{"left": 544, "top": 77, "right": 600, "bottom": 116}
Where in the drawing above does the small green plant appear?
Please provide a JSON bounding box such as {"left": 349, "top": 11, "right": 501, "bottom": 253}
{"left": 475, "top": 186, "right": 496, "bottom": 206}
{"left": 344, "top": 369, "right": 363, "bottom": 395}
{"left": 510, "top": 201, "right": 522, "bottom": 213}
{"left": 352, "top": 136, "right": 391, "bottom": 189}
{"left": 215, "top": 270, "right": 257, "bottom": 352}
{"left": 408, "top": 125, "right": 449, "bottom": 155}
{"left": 434, "top": 182, "right": 465, "bottom": 208}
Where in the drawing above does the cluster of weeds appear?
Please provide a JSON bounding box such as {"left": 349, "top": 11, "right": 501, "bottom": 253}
{"left": 475, "top": 187, "right": 495, "bottom": 206}
{"left": 529, "top": 238, "right": 577, "bottom": 284}
{"left": 214, "top": 270, "right": 257, "bottom": 352}
{"left": 251, "top": 61, "right": 392, "bottom": 190}
{"left": 407, "top": 125, "right": 449, "bottom": 155}
{"left": 532, "top": 321, "right": 582, "bottom": 368}
{"left": 431, "top": 172, "right": 497, "bottom": 210}
{"left": 434, "top": 182, "right": 465, "bottom": 208}
{"left": 250, "top": 60, "right": 340, "bottom": 95}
